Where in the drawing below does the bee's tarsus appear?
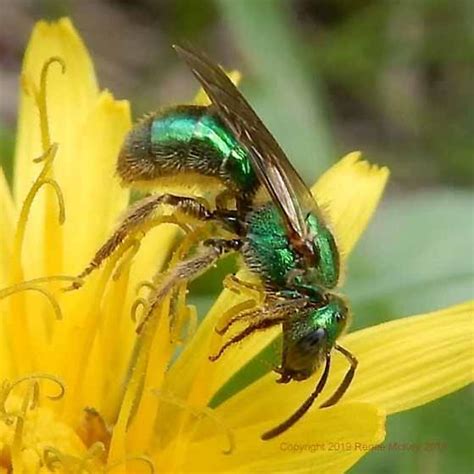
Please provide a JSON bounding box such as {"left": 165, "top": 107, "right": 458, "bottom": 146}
{"left": 208, "top": 353, "right": 220, "bottom": 362}
{"left": 63, "top": 278, "right": 84, "bottom": 292}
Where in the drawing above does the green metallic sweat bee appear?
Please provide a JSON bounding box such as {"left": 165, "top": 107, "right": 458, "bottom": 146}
{"left": 74, "top": 45, "right": 357, "bottom": 440}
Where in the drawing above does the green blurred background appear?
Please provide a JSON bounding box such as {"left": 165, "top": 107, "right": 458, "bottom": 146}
{"left": 0, "top": 1, "right": 472, "bottom": 472}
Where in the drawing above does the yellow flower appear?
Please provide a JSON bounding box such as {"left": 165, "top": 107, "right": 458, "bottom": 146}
{"left": 0, "top": 18, "right": 472, "bottom": 473}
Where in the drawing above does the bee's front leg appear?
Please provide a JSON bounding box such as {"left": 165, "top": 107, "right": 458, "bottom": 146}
{"left": 209, "top": 313, "right": 286, "bottom": 362}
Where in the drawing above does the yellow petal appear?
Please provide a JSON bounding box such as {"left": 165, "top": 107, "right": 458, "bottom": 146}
{"left": 0, "top": 169, "right": 16, "bottom": 378}
{"left": 59, "top": 91, "right": 131, "bottom": 273}
{"left": 312, "top": 152, "right": 389, "bottom": 261}
{"left": 0, "top": 167, "right": 15, "bottom": 286}
{"left": 341, "top": 300, "right": 474, "bottom": 414}
{"left": 13, "top": 18, "right": 99, "bottom": 278}
{"left": 193, "top": 70, "right": 241, "bottom": 106}
{"left": 181, "top": 402, "right": 385, "bottom": 474}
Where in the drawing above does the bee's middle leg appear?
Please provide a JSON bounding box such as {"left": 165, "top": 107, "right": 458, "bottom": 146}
{"left": 211, "top": 273, "right": 266, "bottom": 334}
{"left": 136, "top": 242, "right": 239, "bottom": 334}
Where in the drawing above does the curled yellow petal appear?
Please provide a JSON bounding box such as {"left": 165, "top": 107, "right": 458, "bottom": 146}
{"left": 0, "top": 167, "right": 15, "bottom": 286}
{"left": 312, "top": 151, "right": 389, "bottom": 261}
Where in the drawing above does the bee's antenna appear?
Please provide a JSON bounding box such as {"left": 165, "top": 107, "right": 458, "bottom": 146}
{"left": 320, "top": 344, "right": 358, "bottom": 408}
{"left": 261, "top": 353, "right": 331, "bottom": 440}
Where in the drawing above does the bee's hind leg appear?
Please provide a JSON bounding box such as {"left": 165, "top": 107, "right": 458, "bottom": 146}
{"left": 70, "top": 194, "right": 215, "bottom": 289}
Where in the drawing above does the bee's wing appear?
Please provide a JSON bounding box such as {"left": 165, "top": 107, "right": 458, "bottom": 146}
{"left": 174, "top": 44, "right": 322, "bottom": 252}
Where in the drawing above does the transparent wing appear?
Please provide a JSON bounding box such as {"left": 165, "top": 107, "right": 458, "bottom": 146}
{"left": 174, "top": 44, "right": 322, "bottom": 255}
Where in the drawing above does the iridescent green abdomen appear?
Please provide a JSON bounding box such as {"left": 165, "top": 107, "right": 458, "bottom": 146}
{"left": 117, "top": 105, "right": 258, "bottom": 197}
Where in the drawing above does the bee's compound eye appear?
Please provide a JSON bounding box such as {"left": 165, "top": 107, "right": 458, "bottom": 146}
{"left": 299, "top": 328, "right": 326, "bottom": 352}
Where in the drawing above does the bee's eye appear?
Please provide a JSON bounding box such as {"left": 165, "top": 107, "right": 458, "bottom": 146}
{"left": 299, "top": 328, "right": 326, "bottom": 352}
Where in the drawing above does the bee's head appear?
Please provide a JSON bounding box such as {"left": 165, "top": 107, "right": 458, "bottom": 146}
{"left": 277, "top": 294, "right": 349, "bottom": 382}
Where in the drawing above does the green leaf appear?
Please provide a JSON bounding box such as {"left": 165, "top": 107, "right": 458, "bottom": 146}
{"left": 347, "top": 190, "right": 474, "bottom": 326}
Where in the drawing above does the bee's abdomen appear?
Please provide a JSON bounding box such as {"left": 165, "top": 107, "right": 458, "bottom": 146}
{"left": 117, "top": 105, "right": 257, "bottom": 195}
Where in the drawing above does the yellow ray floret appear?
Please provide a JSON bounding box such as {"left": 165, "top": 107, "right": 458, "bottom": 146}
{"left": 0, "top": 17, "right": 471, "bottom": 474}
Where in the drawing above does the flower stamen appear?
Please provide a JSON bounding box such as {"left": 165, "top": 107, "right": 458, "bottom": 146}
{"left": 0, "top": 276, "right": 78, "bottom": 321}
{"left": 11, "top": 143, "right": 64, "bottom": 280}
{"left": 110, "top": 229, "right": 213, "bottom": 456}
{"left": 13, "top": 56, "right": 66, "bottom": 280}
{"left": 131, "top": 297, "right": 150, "bottom": 323}
{"left": 133, "top": 223, "right": 211, "bottom": 335}
{"left": 31, "top": 57, "right": 66, "bottom": 151}
{"left": 0, "top": 373, "right": 64, "bottom": 471}
{"left": 38, "top": 177, "right": 66, "bottom": 224}
{"left": 169, "top": 283, "right": 190, "bottom": 343}
{"left": 1, "top": 374, "right": 65, "bottom": 416}
{"left": 39, "top": 57, "right": 65, "bottom": 143}
{"left": 8, "top": 285, "right": 61, "bottom": 321}
{"left": 44, "top": 442, "right": 106, "bottom": 473}
{"left": 7, "top": 150, "right": 63, "bottom": 370}
{"left": 136, "top": 281, "right": 157, "bottom": 294}
{"left": 175, "top": 302, "right": 198, "bottom": 346}
{"left": 11, "top": 381, "right": 35, "bottom": 471}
